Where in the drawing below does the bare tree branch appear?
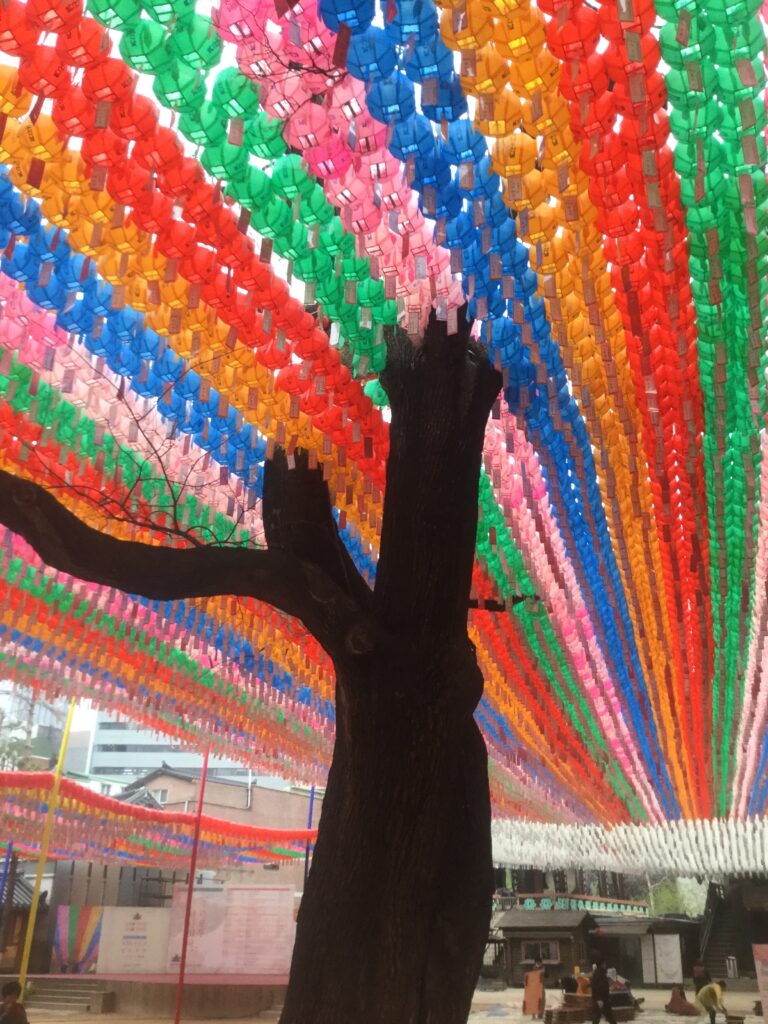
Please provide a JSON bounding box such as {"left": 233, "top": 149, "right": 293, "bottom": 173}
{"left": 0, "top": 467, "right": 366, "bottom": 657}
{"left": 263, "top": 448, "right": 374, "bottom": 613}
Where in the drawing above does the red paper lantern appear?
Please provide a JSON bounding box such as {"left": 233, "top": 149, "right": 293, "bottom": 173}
{"left": 82, "top": 57, "right": 136, "bottom": 103}
{"left": 602, "top": 230, "right": 643, "bottom": 267}
{"left": 158, "top": 156, "right": 203, "bottom": 198}
{"left": 110, "top": 95, "right": 159, "bottom": 141}
{"left": 27, "top": 0, "right": 82, "bottom": 31}
{"left": 131, "top": 188, "right": 174, "bottom": 234}
{"left": 154, "top": 224, "right": 195, "bottom": 264}
{"left": 275, "top": 364, "right": 305, "bottom": 395}
{"left": 219, "top": 234, "right": 254, "bottom": 270}
{"left": 604, "top": 32, "right": 660, "bottom": 84}
{"left": 599, "top": 0, "right": 654, "bottom": 40}
{"left": 81, "top": 128, "right": 128, "bottom": 167}
{"left": 545, "top": 4, "right": 599, "bottom": 62}
{"left": 256, "top": 338, "right": 291, "bottom": 370}
{"left": 588, "top": 168, "right": 631, "bottom": 210}
{"left": 106, "top": 160, "right": 151, "bottom": 204}
{"left": 0, "top": 2, "right": 39, "bottom": 57}
{"left": 570, "top": 90, "right": 615, "bottom": 139}
{"left": 52, "top": 88, "right": 96, "bottom": 137}
{"left": 557, "top": 52, "right": 607, "bottom": 101}
{"left": 233, "top": 255, "right": 270, "bottom": 292}
{"left": 180, "top": 244, "right": 218, "bottom": 286}
{"left": 579, "top": 132, "right": 623, "bottom": 177}
{"left": 612, "top": 70, "right": 666, "bottom": 115}
{"left": 55, "top": 18, "right": 110, "bottom": 67}
{"left": 132, "top": 126, "right": 183, "bottom": 171}
{"left": 18, "top": 47, "right": 72, "bottom": 99}
{"left": 181, "top": 181, "right": 216, "bottom": 223}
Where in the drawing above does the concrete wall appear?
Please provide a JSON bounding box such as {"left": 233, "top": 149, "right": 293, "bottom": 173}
{"left": 157, "top": 774, "right": 322, "bottom": 893}
{"left": 159, "top": 776, "right": 322, "bottom": 831}
{"left": 109, "top": 980, "right": 287, "bottom": 1018}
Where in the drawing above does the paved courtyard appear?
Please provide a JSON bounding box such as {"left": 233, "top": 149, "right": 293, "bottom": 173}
{"left": 469, "top": 987, "right": 762, "bottom": 1024}
{"left": 26, "top": 986, "right": 763, "bottom": 1023}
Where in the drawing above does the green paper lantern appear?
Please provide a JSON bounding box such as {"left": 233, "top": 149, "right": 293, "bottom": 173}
{"left": 225, "top": 165, "right": 273, "bottom": 207}
{"left": 271, "top": 154, "right": 316, "bottom": 201}
{"left": 212, "top": 68, "right": 261, "bottom": 119}
{"left": 293, "top": 248, "right": 333, "bottom": 283}
{"left": 251, "top": 197, "right": 293, "bottom": 240}
{"left": 299, "top": 183, "right": 335, "bottom": 227}
{"left": 87, "top": 0, "right": 141, "bottom": 30}
{"left": 179, "top": 101, "right": 228, "bottom": 147}
{"left": 153, "top": 62, "right": 206, "bottom": 113}
{"left": 276, "top": 220, "right": 309, "bottom": 262}
{"left": 243, "top": 115, "right": 286, "bottom": 160}
{"left": 664, "top": 64, "right": 718, "bottom": 111}
{"left": 141, "top": 0, "right": 194, "bottom": 24}
{"left": 200, "top": 140, "right": 249, "bottom": 180}
{"left": 119, "top": 20, "right": 172, "bottom": 74}
{"left": 169, "top": 13, "right": 223, "bottom": 70}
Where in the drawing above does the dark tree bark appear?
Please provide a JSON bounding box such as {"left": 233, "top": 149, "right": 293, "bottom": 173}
{"left": 280, "top": 314, "right": 501, "bottom": 1024}
{"left": 0, "top": 312, "right": 502, "bottom": 1024}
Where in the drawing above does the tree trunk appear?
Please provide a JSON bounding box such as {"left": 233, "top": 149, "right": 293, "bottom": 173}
{"left": 281, "top": 314, "right": 502, "bottom": 1024}
{"left": 281, "top": 642, "right": 493, "bottom": 1024}
{"left": 0, "top": 310, "right": 502, "bottom": 1024}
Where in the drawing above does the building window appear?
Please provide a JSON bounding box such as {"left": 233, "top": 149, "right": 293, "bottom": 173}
{"left": 522, "top": 941, "right": 560, "bottom": 964}
{"left": 152, "top": 789, "right": 168, "bottom": 804}
{"left": 95, "top": 743, "right": 176, "bottom": 753}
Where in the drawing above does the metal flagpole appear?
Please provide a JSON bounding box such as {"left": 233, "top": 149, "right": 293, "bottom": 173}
{"left": 0, "top": 841, "right": 13, "bottom": 941}
{"left": 0, "top": 843, "right": 13, "bottom": 905}
{"left": 19, "top": 698, "right": 76, "bottom": 990}
{"left": 174, "top": 745, "right": 211, "bottom": 1024}
{"left": 303, "top": 785, "right": 315, "bottom": 890}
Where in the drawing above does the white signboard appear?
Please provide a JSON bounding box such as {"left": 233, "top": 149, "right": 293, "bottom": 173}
{"left": 167, "top": 884, "right": 294, "bottom": 975}
{"left": 96, "top": 907, "right": 170, "bottom": 975}
{"left": 753, "top": 945, "right": 768, "bottom": 1024}
{"left": 640, "top": 934, "right": 656, "bottom": 985}
{"left": 654, "top": 933, "right": 683, "bottom": 985}
{"left": 167, "top": 883, "right": 228, "bottom": 974}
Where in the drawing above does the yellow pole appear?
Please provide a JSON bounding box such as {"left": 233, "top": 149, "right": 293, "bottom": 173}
{"left": 18, "top": 699, "right": 76, "bottom": 990}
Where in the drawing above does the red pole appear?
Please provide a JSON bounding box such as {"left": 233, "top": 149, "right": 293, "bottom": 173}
{"left": 174, "top": 745, "right": 210, "bottom": 1024}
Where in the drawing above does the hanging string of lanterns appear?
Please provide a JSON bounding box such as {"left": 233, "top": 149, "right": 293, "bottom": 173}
{"left": 0, "top": 771, "right": 317, "bottom": 868}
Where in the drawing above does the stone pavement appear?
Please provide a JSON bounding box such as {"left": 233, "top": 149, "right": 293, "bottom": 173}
{"left": 25, "top": 987, "right": 763, "bottom": 1023}
{"left": 469, "top": 988, "right": 762, "bottom": 1024}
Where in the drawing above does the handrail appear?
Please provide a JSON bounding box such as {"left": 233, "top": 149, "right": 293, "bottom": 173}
{"left": 700, "top": 883, "right": 725, "bottom": 957}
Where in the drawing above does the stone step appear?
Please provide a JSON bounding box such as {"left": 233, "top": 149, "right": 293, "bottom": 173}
{"left": 25, "top": 1001, "right": 90, "bottom": 1014}
{"left": 30, "top": 985, "right": 103, "bottom": 994}
{"left": 31, "top": 982, "right": 105, "bottom": 991}
{"left": 28, "top": 991, "right": 97, "bottom": 999}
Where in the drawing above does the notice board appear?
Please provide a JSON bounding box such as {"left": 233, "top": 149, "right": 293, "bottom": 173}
{"left": 166, "top": 884, "right": 294, "bottom": 975}
{"left": 754, "top": 945, "right": 768, "bottom": 1024}
{"left": 96, "top": 906, "right": 170, "bottom": 974}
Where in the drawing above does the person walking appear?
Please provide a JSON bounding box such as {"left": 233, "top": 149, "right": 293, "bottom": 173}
{"left": 696, "top": 980, "right": 728, "bottom": 1024}
{"left": 692, "top": 962, "right": 712, "bottom": 995}
{"left": 590, "top": 959, "right": 617, "bottom": 1024}
{"left": 523, "top": 958, "right": 546, "bottom": 1020}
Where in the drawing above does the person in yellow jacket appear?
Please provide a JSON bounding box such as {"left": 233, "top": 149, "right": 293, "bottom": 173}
{"left": 696, "top": 980, "right": 728, "bottom": 1024}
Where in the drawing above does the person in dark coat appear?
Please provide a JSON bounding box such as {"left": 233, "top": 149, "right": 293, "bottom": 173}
{"left": 591, "top": 960, "right": 617, "bottom": 1024}
{"left": 0, "top": 981, "right": 28, "bottom": 1024}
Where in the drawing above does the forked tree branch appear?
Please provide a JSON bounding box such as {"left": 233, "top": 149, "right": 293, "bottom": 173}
{"left": 263, "top": 449, "right": 373, "bottom": 614}
{"left": 375, "top": 310, "right": 503, "bottom": 638}
{"left": 0, "top": 467, "right": 367, "bottom": 657}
